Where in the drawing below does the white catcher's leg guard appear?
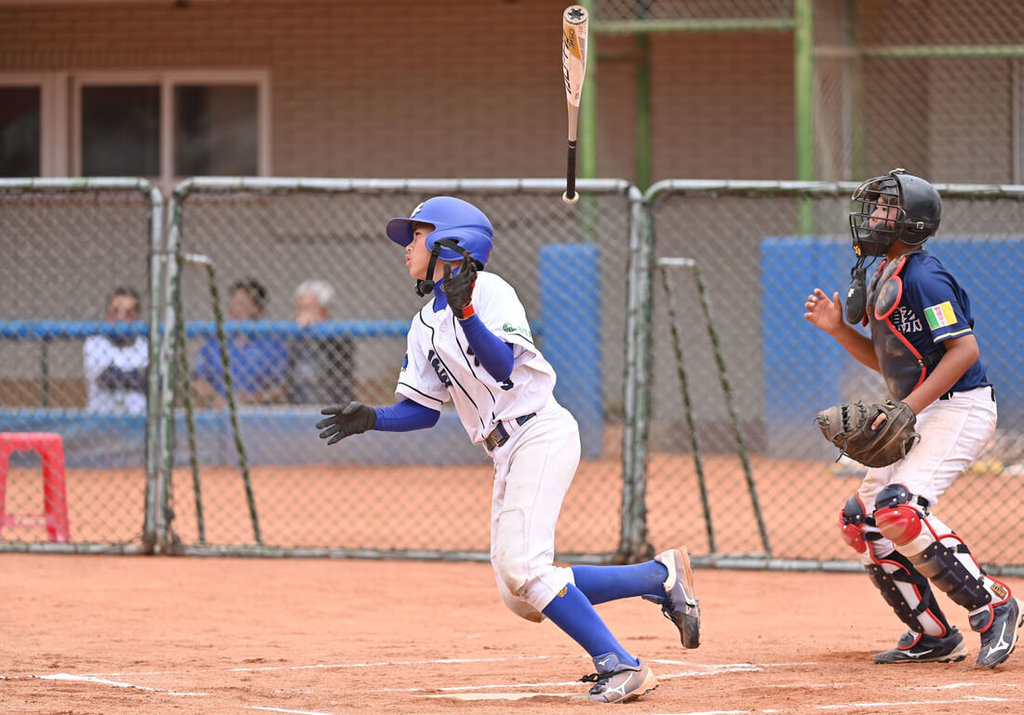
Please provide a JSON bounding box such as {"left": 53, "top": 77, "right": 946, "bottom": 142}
{"left": 874, "top": 483, "right": 1013, "bottom": 632}
{"left": 840, "top": 494, "right": 952, "bottom": 637}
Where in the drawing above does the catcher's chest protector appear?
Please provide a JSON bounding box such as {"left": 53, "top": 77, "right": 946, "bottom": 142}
{"left": 867, "top": 251, "right": 931, "bottom": 400}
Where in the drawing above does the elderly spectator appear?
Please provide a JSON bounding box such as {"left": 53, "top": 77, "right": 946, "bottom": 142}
{"left": 288, "top": 279, "right": 355, "bottom": 404}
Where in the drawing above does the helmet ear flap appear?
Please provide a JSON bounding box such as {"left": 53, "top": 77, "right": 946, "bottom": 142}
{"left": 415, "top": 238, "right": 481, "bottom": 297}
{"left": 431, "top": 238, "right": 476, "bottom": 265}
{"left": 893, "top": 173, "right": 941, "bottom": 245}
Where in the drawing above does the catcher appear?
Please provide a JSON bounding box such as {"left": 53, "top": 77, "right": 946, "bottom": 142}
{"left": 805, "top": 169, "right": 1019, "bottom": 668}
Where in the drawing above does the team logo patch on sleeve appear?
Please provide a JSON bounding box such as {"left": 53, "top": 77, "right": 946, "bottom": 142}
{"left": 502, "top": 322, "right": 532, "bottom": 339}
{"left": 924, "top": 301, "right": 956, "bottom": 329}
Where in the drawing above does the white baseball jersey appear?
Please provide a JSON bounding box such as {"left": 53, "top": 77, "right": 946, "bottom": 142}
{"left": 396, "top": 271, "right": 556, "bottom": 444}
{"left": 83, "top": 335, "right": 149, "bottom": 414}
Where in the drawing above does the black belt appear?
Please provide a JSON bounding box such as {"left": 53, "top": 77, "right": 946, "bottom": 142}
{"left": 484, "top": 413, "right": 536, "bottom": 450}
{"left": 939, "top": 386, "right": 995, "bottom": 401}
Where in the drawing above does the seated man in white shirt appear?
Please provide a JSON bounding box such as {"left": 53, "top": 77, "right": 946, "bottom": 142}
{"left": 83, "top": 286, "right": 148, "bottom": 414}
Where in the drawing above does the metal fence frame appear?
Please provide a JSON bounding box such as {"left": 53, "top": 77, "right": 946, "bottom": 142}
{"left": 0, "top": 177, "right": 164, "bottom": 554}
{"left": 155, "top": 177, "right": 646, "bottom": 560}
{"left": 640, "top": 179, "right": 1024, "bottom": 576}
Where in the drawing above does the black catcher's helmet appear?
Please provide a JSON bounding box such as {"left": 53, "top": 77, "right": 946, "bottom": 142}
{"left": 849, "top": 168, "right": 942, "bottom": 257}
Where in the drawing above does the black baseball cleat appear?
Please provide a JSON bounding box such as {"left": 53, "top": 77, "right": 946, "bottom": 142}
{"left": 644, "top": 546, "right": 701, "bottom": 649}
{"left": 873, "top": 627, "right": 968, "bottom": 664}
{"left": 975, "top": 597, "right": 1023, "bottom": 668}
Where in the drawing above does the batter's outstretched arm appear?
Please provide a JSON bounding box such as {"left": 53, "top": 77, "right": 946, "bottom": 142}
{"left": 316, "top": 399, "right": 440, "bottom": 445}
{"left": 374, "top": 399, "right": 441, "bottom": 432}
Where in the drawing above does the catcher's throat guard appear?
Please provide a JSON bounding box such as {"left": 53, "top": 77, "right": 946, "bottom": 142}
{"left": 845, "top": 263, "right": 869, "bottom": 325}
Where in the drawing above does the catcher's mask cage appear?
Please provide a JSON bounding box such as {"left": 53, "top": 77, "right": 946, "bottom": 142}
{"left": 848, "top": 168, "right": 942, "bottom": 258}
{"left": 386, "top": 195, "right": 494, "bottom": 296}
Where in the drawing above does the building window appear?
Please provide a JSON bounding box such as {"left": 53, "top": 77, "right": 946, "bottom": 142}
{"left": 81, "top": 85, "right": 161, "bottom": 177}
{"left": 174, "top": 84, "right": 259, "bottom": 176}
{"left": 0, "top": 85, "right": 42, "bottom": 177}
{"left": 74, "top": 74, "right": 267, "bottom": 190}
{"left": 0, "top": 71, "right": 268, "bottom": 190}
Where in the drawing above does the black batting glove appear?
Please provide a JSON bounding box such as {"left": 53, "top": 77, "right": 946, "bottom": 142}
{"left": 316, "top": 401, "right": 377, "bottom": 445}
{"left": 441, "top": 260, "right": 477, "bottom": 320}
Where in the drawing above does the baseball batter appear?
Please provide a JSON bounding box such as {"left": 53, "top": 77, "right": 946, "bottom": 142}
{"left": 804, "top": 169, "right": 1021, "bottom": 667}
{"left": 316, "top": 196, "right": 700, "bottom": 703}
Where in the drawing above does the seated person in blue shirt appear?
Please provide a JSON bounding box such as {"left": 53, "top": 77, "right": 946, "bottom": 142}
{"left": 192, "top": 278, "right": 287, "bottom": 408}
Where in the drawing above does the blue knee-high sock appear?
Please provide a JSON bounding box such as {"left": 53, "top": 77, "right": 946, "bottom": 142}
{"left": 542, "top": 583, "right": 639, "bottom": 666}
{"left": 571, "top": 561, "right": 668, "bottom": 605}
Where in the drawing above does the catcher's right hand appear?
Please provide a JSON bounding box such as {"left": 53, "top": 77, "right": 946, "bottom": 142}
{"left": 815, "top": 399, "right": 920, "bottom": 468}
{"left": 316, "top": 401, "right": 377, "bottom": 445}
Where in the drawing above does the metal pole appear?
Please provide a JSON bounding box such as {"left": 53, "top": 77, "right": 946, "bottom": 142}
{"left": 794, "top": 0, "right": 816, "bottom": 234}
{"left": 658, "top": 260, "right": 717, "bottom": 554}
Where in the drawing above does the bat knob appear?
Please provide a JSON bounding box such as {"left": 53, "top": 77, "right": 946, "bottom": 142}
{"left": 562, "top": 191, "right": 580, "bottom": 205}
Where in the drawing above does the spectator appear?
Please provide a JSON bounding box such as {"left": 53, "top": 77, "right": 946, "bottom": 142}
{"left": 287, "top": 279, "right": 355, "bottom": 404}
{"left": 192, "top": 277, "right": 287, "bottom": 408}
{"left": 83, "top": 286, "right": 148, "bottom": 414}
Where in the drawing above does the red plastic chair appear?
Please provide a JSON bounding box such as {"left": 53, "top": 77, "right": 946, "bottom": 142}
{"left": 0, "top": 433, "right": 70, "bottom": 543}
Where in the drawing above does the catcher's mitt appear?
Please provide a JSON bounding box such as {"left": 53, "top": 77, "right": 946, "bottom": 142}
{"left": 815, "top": 399, "right": 920, "bottom": 468}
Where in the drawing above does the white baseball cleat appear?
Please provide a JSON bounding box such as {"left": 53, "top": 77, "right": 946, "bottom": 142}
{"left": 576, "top": 653, "right": 659, "bottom": 703}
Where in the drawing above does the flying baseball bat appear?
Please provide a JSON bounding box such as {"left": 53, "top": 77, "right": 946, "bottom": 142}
{"left": 561, "top": 4, "right": 589, "bottom": 205}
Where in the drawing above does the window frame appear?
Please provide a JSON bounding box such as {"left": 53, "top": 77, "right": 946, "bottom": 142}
{"left": 0, "top": 72, "right": 67, "bottom": 176}
{"left": 0, "top": 69, "right": 269, "bottom": 193}
{"left": 72, "top": 69, "right": 271, "bottom": 193}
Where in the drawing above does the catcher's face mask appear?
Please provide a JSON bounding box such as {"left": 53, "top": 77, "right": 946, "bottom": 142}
{"left": 848, "top": 168, "right": 941, "bottom": 258}
{"left": 849, "top": 174, "right": 903, "bottom": 258}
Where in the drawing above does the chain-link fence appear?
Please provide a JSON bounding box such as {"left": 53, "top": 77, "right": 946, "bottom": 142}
{"left": 2, "top": 178, "right": 1022, "bottom": 574}
{"left": 813, "top": 0, "right": 1024, "bottom": 183}
{"left": 641, "top": 180, "right": 1024, "bottom": 572}
{"left": 155, "top": 178, "right": 642, "bottom": 559}
{"left": 589, "top": 0, "right": 1023, "bottom": 185}
{"left": 0, "top": 179, "right": 162, "bottom": 552}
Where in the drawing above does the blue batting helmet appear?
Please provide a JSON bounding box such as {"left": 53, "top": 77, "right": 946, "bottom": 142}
{"left": 386, "top": 196, "right": 494, "bottom": 266}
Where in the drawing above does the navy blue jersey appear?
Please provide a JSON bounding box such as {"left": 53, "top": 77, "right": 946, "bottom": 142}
{"left": 895, "top": 252, "right": 989, "bottom": 392}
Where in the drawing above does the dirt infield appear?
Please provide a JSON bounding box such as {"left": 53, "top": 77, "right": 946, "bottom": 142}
{"left": 2, "top": 555, "right": 1022, "bottom": 714}
{"left": 5, "top": 444, "right": 1022, "bottom": 568}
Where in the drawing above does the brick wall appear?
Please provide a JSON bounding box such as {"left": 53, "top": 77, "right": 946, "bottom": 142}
{"left": 0, "top": 0, "right": 1019, "bottom": 185}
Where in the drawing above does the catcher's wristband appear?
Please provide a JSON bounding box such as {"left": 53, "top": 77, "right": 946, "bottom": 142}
{"left": 455, "top": 303, "right": 475, "bottom": 320}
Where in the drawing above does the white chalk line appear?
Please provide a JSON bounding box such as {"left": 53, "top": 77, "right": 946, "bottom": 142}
{"left": 372, "top": 655, "right": 811, "bottom": 692}
{"left": 0, "top": 653, "right": 562, "bottom": 681}
{"left": 38, "top": 673, "right": 207, "bottom": 697}
{"left": 907, "top": 681, "right": 1020, "bottom": 690}
{"left": 16, "top": 657, "right": 1024, "bottom": 713}
{"left": 375, "top": 661, "right": 813, "bottom": 693}
{"left": 816, "top": 695, "right": 1015, "bottom": 709}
